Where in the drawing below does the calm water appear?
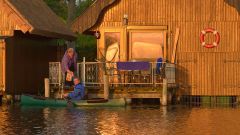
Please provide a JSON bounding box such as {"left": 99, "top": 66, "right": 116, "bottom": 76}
{"left": 0, "top": 104, "right": 240, "bottom": 135}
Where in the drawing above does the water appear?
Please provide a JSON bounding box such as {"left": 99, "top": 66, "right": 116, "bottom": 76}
{"left": 1, "top": 104, "right": 240, "bottom": 135}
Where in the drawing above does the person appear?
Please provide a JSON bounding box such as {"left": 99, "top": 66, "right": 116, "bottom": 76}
{"left": 61, "top": 48, "right": 77, "bottom": 86}
{"left": 156, "top": 57, "right": 163, "bottom": 74}
{"left": 64, "top": 77, "right": 85, "bottom": 100}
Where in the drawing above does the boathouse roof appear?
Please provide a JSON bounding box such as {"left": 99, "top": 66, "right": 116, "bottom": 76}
{"left": 72, "top": 0, "right": 240, "bottom": 34}
{"left": 71, "top": 0, "right": 118, "bottom": 34}
{"left": 1, "top": 0, "right": 76, "bottom": 40}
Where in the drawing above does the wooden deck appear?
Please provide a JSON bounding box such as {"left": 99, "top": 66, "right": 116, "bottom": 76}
{"left": 86, "top": 87, "right": 175, "bottom": 99}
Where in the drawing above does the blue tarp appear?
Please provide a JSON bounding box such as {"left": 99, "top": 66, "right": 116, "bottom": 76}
{"left": 117, "top": 62, "right": 150, "bottom": 70}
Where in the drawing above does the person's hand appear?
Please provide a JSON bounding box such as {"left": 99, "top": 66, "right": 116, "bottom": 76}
{"left": 67, "top": 70, "right": 74, "bottom": 76}
{"left": 63, "top": 93, "right": 68, "bottom": 98}
{"left": 70, "top": 71, "right": 74, "bottom": 76}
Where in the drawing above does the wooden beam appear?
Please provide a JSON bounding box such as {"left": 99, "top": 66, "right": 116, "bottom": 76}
{"left": 88, "top": 93, "right": 163, "bottom": 99}
{"left": 163, "top": 31, "right": 167, "bottom": 61}
{"left": 0, "top": 30, "right": 14, "bottom": 37}
{"left": 0, "top": 40, "right": 5, "bottom": 91}
{"left": 2, "top": 40, "right": 5, "bottom": 91}
{"left": 171, "top": 28, "right": 180, "bottom": 63}
{"left": 127, "top": 26, "right": 168, "bottom": 30}
{"left": 2, "top": 0, "right": 32, "bottom": 33}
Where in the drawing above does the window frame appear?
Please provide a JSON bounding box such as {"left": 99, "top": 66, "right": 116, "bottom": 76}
{"left": 128, "top": 27, "right": 167, "bottom": 61}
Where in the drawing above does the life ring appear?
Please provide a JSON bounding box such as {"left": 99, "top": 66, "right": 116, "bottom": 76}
{"left": 200, "top": 28, "right": 220, "bottom": 48}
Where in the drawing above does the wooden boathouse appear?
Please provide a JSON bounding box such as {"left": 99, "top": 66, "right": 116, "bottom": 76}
{"left": 0, "top": 0, "right": 75, "bottom": 95}
{"left": 71, "top": 0, "right": 240, "bottom": 103}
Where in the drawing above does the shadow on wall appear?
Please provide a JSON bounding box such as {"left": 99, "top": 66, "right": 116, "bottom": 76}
{"left": 176, "top": 65, "right": 191, "bottom": 96}
{"left": 224, "top": 0, "right": 240, "bottom": 14}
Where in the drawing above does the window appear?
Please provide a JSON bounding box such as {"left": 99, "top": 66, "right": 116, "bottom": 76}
{"left": 104, "top": 32, "right": 120, "bottom": 62}
{"left": 130, "top": 32, "right": 164, "bottom": 60}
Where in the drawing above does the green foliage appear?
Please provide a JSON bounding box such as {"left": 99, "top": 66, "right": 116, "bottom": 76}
{"left": 75, "top": 0, "right": 95, "bottom": 17}
{"left": 75, "top": 34, "right": 97, "bottom": 61}
{"left": 44, "top": 0, "right": 97, "bottom": 61}
{"left": 43, "top": 0, "right": 68, "bottom": 20}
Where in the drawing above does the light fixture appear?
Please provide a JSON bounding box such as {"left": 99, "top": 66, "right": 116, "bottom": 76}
{"left": 123, "top": 14, "right": 128, "bottom": 26}
{"left": 94, "top": 31, "right": 101, "bottom": 39}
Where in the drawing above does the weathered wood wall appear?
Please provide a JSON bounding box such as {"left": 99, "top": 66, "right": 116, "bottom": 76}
{"left": 5, "top": 31, "right": 60, "bottom": 95}
{"left": 91, "top": 0, "right": 240, "bottom": 95}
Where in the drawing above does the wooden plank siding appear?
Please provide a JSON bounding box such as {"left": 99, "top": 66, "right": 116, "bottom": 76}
{"left": 0, "top": 0, "right": 29, "bottom": 35}
{"left": 79, "top": 0, "right": 240, "bottom": 96}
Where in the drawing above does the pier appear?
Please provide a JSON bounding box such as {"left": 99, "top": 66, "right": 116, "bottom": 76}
{"left": 49, "top": 61, "right": 177, "bottom": 105}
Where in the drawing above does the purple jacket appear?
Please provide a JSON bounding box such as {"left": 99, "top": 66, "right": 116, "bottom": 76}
{"left": 61, "top": 50, "right": 77, "bottom": 74}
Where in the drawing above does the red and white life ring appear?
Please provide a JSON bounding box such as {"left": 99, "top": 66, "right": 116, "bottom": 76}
{"left": 200, "top": 28, "right": 220, "bottom": 48}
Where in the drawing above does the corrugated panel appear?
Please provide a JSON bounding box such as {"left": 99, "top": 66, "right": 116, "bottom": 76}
{"left": 89, "top": 0, "right": 240, "bottom": 96}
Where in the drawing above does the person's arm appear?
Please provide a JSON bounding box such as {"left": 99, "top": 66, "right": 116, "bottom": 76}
{"left": 61, "top": 57, "right": 69, "bottom": 73}
{"left": 62, "top": 57, "right": 74, "bottom": 76}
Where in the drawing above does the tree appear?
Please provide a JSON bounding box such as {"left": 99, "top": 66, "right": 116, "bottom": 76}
{"left": 76, "top": 0, "right": 94, "bottom": 17}
{"left": 44, "top": 0, "right": 97, "bottom": 61}
{"left": 44, "top": 0, "right": 68, "bottom": 21}
{"left": 67, "top": 0, "right": 76, "bottom": 25}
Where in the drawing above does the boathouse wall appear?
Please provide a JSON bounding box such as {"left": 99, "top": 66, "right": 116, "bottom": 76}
{"left": 73, "top": 0, "right": 240, "bottom": 96}
{"left": 0, "top": 0, "right": 75, "bottom": 95}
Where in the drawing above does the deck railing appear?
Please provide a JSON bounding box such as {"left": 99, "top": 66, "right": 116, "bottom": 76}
{"left": 49, "top": 61, "right": 175, "bottom": 88}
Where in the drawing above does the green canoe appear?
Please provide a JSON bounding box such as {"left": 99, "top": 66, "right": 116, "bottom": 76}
{"left": 73, "top": 98, "right": 126, "bottom": 107}
{"left": 21, "top": 95, "right": 126, "bottom": 107}
{"left": 21, "top": 95, "right": 68, "bottom": 107}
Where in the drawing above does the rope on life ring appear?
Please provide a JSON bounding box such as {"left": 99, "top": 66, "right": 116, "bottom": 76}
{"left": 200, "top": 28, "right": 220, "bottom": 48}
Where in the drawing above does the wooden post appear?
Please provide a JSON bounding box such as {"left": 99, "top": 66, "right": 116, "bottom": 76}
{"left": 2, "top": 40, "right": 5, "bottom": 91}
{"left": 126, "top": 98, "right": 132, "bottom": 105}
{"left": 44, "top": 78, "right": 50, "bottom": 98}
{"left": 163, "top": 31, "right": 167, "bottom": 60}
{"left": 161, "top": 79, "right": 168, "bottom": 106}
{"left": 81, "top": 57, "right": 86, "bottom": 86}
{"left": 171, "top": 28, "right": 180, "bottom": 63}
{"left": 103, "top": 74, "right": 109, "bottom": 99}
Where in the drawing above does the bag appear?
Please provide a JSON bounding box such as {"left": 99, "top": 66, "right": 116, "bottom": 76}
{"left": 66, "top": 72, "right": 73, "bottom": 81}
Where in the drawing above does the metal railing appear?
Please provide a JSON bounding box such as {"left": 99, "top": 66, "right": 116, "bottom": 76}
{"left": 49, "top": 61, "right": 176, "bottom": 88}
{"left": 49, "top": 62, "right": 62, "bottom": 85}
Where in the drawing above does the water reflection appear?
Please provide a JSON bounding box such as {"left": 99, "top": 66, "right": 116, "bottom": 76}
{"left": 1, "top": 105, "right": 240, "bottom": 135}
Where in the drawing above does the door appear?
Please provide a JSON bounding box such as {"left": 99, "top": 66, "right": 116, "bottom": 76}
{"left": 0, "top": 39, "right": 5, "bottom": 91}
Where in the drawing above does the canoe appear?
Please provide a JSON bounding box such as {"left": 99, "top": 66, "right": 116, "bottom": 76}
{"left": 21, "top": 95, "right": 68, "bottom": 107}
{"left": 73, "top": 98, "right": 126, "bottom": 107}
{"left": 21, "top": 95, "right": 126, "bottom": 107}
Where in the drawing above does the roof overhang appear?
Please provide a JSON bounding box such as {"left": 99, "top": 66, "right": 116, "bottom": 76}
{"left": 1, "top": 0, "right": 76, "bottom": 41}
{"left": 71, "top": 0, "right": 119, "bottom": 34}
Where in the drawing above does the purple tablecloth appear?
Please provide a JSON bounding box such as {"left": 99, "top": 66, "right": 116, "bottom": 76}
{"left": 117, "top": 62, "right": 150, "bottom": 70}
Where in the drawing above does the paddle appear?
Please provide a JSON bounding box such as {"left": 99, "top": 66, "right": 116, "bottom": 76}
{"left": 63, "top": 97, "right": 74, "bottom": 107}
